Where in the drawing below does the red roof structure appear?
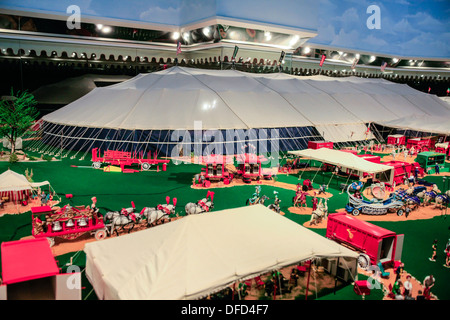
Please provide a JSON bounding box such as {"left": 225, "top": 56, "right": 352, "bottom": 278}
{"left": 1, "top": 238, "right": 59, "bottom": 285}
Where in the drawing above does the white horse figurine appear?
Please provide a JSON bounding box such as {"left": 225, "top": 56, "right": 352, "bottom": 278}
{"left": 141, "top": 197, "right": 177, "bottom": 227}
{"left": 309, "top": 199, "right": 328, "bottom": 226}
{"left": 103, "top": 207, "right": 140, "bottom": 237}
{"left": 185, "top": 191, "right": 215, "bottom": 215}
{"left": 434, "top": 190, "right": 450, "bottom": 209}
{"left": 422, "top": 184, "right": 441, "bottom": 206}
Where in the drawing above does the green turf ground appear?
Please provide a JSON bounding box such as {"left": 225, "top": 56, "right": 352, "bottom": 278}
{"left": 0, "top": 152, "right": 449, "bottom": 300}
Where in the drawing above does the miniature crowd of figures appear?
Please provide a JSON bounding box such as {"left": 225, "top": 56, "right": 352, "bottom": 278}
{"left": 209, "top": 260, "right": 327, "bottom": 300}
{"left": 389, "top": 145, "right": 416, "bottom": 161}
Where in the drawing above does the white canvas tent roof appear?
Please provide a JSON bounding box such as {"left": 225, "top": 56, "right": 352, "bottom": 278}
{"left": 376, "top": 115, "right": 450, "bottom": 135}
{"left": 84, "top": 205, "right": 358, "bottom": 300}
{"left": 42, "top": 66, "right": 450, "bottom": 142}
{"left": 288, "top": 148, "right": 394, "bottom": 175}
{"left": 0, "top": 169, "right": 49, "bottom": 192}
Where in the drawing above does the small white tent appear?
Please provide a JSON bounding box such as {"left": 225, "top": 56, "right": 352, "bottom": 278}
{"left": 84, "top": 205, "right": 358, "bottom": 300}
{"left": 0, "top": 169, "right": 50, "bottom": 202}
{"left": 289, "top": 148, "right": 394, "bottom": 183}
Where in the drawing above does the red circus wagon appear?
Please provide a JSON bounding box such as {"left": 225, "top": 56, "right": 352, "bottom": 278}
{"left": 406, "top": 138, "right": 435, "bottom": 154}
{"left": 91, "top": 148, "right": 169, "bottom": 172}
{"left": 326, "top": 212, "right": 404, "bottom": 269}
{"left": 31, "top": 204, "right": 107, "bottom": 247}
{"left": 236, "top": 153, "right": 272, "bottom": 183}
{"left": 387, "top": 134, "right": 405, "bottom": 146}
{"left": 197, "top": 154, "right": 235, "bottom": 188}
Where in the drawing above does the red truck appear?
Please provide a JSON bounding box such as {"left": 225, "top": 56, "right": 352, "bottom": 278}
{"left": 326, "top": 212, "right": 404, "bottom": 270}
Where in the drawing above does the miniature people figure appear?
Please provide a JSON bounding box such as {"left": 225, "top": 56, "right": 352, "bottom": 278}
{"left": 299, "top": 191, "right": 307, "bottom": 209}
{"left": 416, "top": 290, "right": 425, "bottom": 300}
{"left": 40, "top": 191, "right": 47, "bottom": 206}
{"left": 395, "top": 262, "right": 404, "bottom": 281}
{"left": 404, "top": 149, "right": 408, "bottom": 161}
{"left": 410, "top": 146, "right": 415, "bottom": 156}
{"left": 423, "top": 275, "right": 435, "bottom": 300}
{"left": 435, "top": 164, "right": 440, "bottom": 175}
{"left": 429, "top": 239, "right": 437, "bottom": 262}
{"left": 312, "top": 193, "right": 318, "bottom": 211}
{"left": 393, "top": 280, "right": 404, "bottom": 300}
{"left": 318, "top": 184, "right": 326, "bottom": 195}
{"left": 444, "top": 248, "right": 450, "bottom": 268}
{"left": 414, "top": 166, "right": 419, "bottom": 181}
{"left": 403, "top": 275, "right": 413, "bottom": 298}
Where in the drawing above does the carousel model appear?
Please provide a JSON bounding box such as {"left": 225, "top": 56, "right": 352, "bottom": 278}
{"left": 345, "top": 182, "right": 409, "bottom": 216}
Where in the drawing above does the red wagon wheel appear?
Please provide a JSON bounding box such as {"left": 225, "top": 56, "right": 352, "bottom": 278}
{"left": 223, "top": 178, "right": 230, "bottom": 185}
{"left": 95, "top": 229, "right": 107, "bottom": 241}
{"left": 203, "top": 180, "right": 211, "bottom": 188}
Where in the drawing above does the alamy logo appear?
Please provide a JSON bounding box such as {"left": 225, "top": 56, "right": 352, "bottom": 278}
{"left": 66, "top": 265, "right": 81, "bottom": 290}
{"left": 365, "top": 264, "right": 383, "bottom": 289}
{"left": 366, "top": 5, "right": 381, "bottom": 30}
{"left": 66, "top": 5, "right": 81, "bottom": 30}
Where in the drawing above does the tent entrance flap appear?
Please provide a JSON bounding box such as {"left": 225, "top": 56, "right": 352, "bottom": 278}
{"left": 315, "top": 124, "right": 374, "bottom": 143}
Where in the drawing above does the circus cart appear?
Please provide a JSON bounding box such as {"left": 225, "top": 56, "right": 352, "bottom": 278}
{"left": 345, "top": 182, "right": 408, "bottom": 217}
{"left": 387, "top": 134, "right": 405, "bottom": 146}
{"left": 326, "top": 212, "right": 404, "bottom": 269}
{"left": 406, "top": 138, "right": 434, "bottom": 154}
{"left": 91, "top": 148, "right": 169, "bottom": 173}
{"left": 195, "top": 155, "right": 235, "bottom": 188}
{"left": 235, "top": 153, "right": 272, "bottom": 183}
{"left": 31, "top": 204, "right": 107, "bottom": 247}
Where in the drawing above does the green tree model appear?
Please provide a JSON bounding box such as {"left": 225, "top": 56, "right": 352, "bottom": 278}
{"left": 0, "top": 89, "right": 39, "bottom": 154}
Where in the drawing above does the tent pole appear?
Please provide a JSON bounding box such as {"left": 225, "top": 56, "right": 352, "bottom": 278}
{"left": 305, "top": 260, "right": 312, "bottom": 300}
{"left": 273, "top": 275, "right": 277, "bottom": 300}
{"left": 232, "top": 283, "right": 235, "bottom": 300}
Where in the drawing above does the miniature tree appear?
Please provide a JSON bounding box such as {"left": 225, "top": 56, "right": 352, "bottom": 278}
{"left": 0, "top": 89, "right": 39, "bottom": 154}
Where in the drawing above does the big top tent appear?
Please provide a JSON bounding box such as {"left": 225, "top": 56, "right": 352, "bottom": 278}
{"left": 35, "top": 66, "right": 450, "bottom": 158}
{"left": 84, "top": 205, "right": 358, "bottom": 300}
